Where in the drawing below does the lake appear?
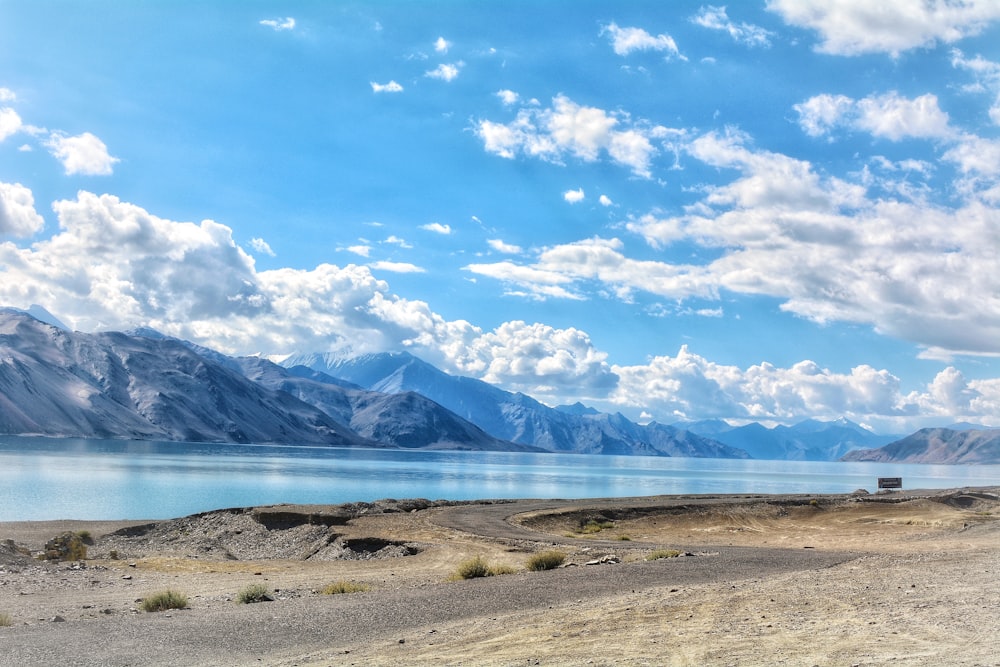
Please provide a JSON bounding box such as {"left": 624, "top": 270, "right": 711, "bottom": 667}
{"left": 1, "top": 437, "right": 997, "bottom": 521}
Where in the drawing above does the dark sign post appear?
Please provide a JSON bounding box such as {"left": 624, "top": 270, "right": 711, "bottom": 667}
{"left": 878, "top": 477, "right": 902, "bottom": 490}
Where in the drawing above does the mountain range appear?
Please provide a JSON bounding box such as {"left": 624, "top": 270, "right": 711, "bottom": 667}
{"left": 842, "top": 428, "right": 1000, "bottom": 464}
{"left": 3, "top": 307, "right": 998, "bottom": 463}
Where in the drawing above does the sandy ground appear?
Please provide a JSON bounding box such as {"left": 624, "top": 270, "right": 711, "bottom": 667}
{"left": 0, "top": 488, "right": 998, "bottom": 666}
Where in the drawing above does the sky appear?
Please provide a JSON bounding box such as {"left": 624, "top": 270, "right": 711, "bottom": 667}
{"left": 2, "top": 1, "right": 1000, "bottom": 434}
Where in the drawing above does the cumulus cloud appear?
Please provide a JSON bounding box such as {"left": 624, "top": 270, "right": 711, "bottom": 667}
{"left": 0, "top": 182, "right": 45, "bottom": 237}
{"left": 45, "top": 131, "right": 119, "bottom": 176}
{"left": 0, "top": 107, "right": 22, "bottom": 142}
{"left": 472, "top": 123, "right": 1000, "bottom": 358}
{"left": 434, "top": 37, "right": 451, "bottom": 53}
{"left": 371, "top": 80, "right": 404, "bottom": 93}
{"left": 456, "top": 320, "right": 618, "bottom": 395}
{"left": 425, "top": 62, "right": 463, "bottom": 81}
{"left": 420, "top": 222, "right": 452, "bottom": 234}
{"left": 248, "top": 237, "right": 275, "bottom": 256}
{"left": 260, "top": 17, "right": 295, "bottom": 31}
{"left": 601, "top": 22, "right": 683, "bottom": 59}
{"left": 3, "top": 190, "right": 1000, "bottom": 430}
{"left": 767, "top": 0, "right": 1000, "bottom": 56}
{"left": 795, "top": 92, "right": 954, "bottom": 141}
{"left": 609, "top": 347, "right": 1000, "bottom": 431}
{"left": 599, "top": 194, "right": 614, "bottom": 207}
{"left": 691, "top": 5, "right": 773, "bottom": 47}
{"left": 563, "top": 188, "right": 585, "bottom": 203}
{"left": 476, "top": 95, "right": 667, "bottom": 177}
{"left": 0, "top": 88, "right": 15, "bottom": 102}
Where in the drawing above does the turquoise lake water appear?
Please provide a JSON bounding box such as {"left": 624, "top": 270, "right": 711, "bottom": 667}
{"left": 1, "top": 437, "right": 997, "bottom": 520}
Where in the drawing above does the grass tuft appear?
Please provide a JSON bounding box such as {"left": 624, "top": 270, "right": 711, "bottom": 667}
{"left": 0, "top": 613, "right": 13, "bottom": 627}
{"left": 526, "top": 550, "right": 566, "bottom": 571}
{"left": 579, "top": 519, "right": 615, "bottom": 534}
{"left": 321, "top": 580, "right": 371, "bottom": 595}
{"left": 452, "top": 555, "right": 491, "bottom": 580}
{"left": 237, "top": 583, "right": 273, "bottom": 604}
{"left": 646, "top": 549, "right": 682, "bottom": 560}
{"left": 141, "top": 590, "right": 188, "bottom": 612}
{"left": 449, "top": 555, "right": 518, "bottom": 580}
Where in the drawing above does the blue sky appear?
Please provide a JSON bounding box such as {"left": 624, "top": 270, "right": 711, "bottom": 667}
{"left": 2, "top": 1, "right": 1000, "bottom": 433}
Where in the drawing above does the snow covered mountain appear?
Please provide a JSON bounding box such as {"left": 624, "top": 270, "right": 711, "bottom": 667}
{"left": 280, "top": 351, "right": 749, "bottom": 458}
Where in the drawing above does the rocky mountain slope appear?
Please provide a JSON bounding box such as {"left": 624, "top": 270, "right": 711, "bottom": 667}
{"left": 0, "top": 309, "right": 531, "bottom": 451}
{"left": 280, "top": 351, "right": 748, "bottom": 458}
{"left": 0, "top": 309, "right": 363, "bottom": 445}
{"left": 842, "top": 427, "right": 1000, "bottom": 464}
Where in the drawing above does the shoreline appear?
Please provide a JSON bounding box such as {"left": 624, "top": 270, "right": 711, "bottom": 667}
{"left": 2, "top": 487, "right": 998, "bottom": 666}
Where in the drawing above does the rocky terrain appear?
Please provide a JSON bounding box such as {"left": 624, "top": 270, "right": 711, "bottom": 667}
{"left": 1, "top": 488, "right": 998, "bottom": 666}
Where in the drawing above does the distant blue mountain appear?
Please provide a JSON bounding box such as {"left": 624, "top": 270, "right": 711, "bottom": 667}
{"left": 280, "top": 351, "right": 749, "bottom": 458}
{"left": 679, "top": 417, "right": 898, "bottom": 461}
{"left": 843, "top": 427, "right": 1000, "bottom": 464}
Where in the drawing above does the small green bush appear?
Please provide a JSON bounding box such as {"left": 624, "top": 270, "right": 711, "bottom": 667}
{"left": 646, "top": 549, "right": 682, "bottom": 560}
{"left": 618, "top": 534, "right": 632, "bottom": 541}
{"left": 141, "top": 590, "right": 188, "bottom": 612}
{"left": 75, "top": 530, "right": 93, "bottom": 544}
{"left": 526, "top": 550, "right": 566, "bottom": 571}
{"left": 0, "top": 613, "right": 13, "bottom": 627}
{"left": 237, "top": 583, "right": 273, "bottom": 604}
{"left": 321, "top": 580, "right": 370, "bottom": 595}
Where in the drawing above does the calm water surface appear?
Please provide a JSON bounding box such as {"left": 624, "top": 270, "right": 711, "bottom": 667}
{"left": 1, "top": 437, "right": 997, "bottom": 520}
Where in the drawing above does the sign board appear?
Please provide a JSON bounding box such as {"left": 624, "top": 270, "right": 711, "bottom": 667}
{"left": 877, "top": 477, "right": 902, "bottom": 489}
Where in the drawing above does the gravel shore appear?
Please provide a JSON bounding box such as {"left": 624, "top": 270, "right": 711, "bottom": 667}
{"left": 1, "top": 489, "right": 997, "bottom": 666}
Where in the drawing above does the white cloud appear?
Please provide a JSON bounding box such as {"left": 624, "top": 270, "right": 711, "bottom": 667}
{"left": 496, "top": 89, "right": 519, "bottom": 106}
{"left": 0, "top": 181, "right": 45, "bottom": 237}
{"left": 476, "top": 95, "right": 665, "bottom": 177}
{"left": 0, "top": 88, "right": 15, "bottom": 102}
{"left": 4, "top": 191, "right": 1000, "bottom": 430}
{"left": 45, "top": 131, "right": 119, "bottom": 176}
{"left": 599, "top": 194, "right": 614, "bottom": 207}
{"left": 952, "top": 49, "right": 1000, "bottom": 125}
{"left": 248, "top": 237, "right": 275, "bottom": 257}
{"left": 610, "top": 346, "right": 915, "bottom": 427}
{"left": 472, "top": 123, "right": 1000, "bottom": 358}
{"left": 563, "top": 188, "right": 585, "bottom": 203}
{"left": 371, "top": 80, "right": 404, "bottom": 93}
{"left": 692, "top": 6, "right": 773, "bottom": 47}
{"left": 487, "top": 239, "right": 522, "bottom": 254}
{"left": 601, "top": 22, "right": 683, "bottom": 59}
{"left": 368, "top": 261, "right": 425, "bottom": 273}
{"left": 260, "top": 17, "right": 295, "bottom": 31}
{"left": 0, "top": 107, "right": 22, "bottom": 141}
{"left": 795, "top": 92, "right": 954, "bottom": 141}
{"left": 457, "top": 320, "right": 618, "bottom": 395}
{"left": 425, "top": 62, "right": 463, "bottom": 82}
{"left": 767, "top": 0, "right": 1000, "bottom": 56}
{"left": 434, "top": 37, "right": 451, "bottom": 53}
{"left": 383, "top": 235, "right": 413, "bottom": 249}
{"left": 420, "top": 222, "right": 452, "bottom": 234}
{"left": 344, "top": 244, "right": 371, "bottom": 257}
